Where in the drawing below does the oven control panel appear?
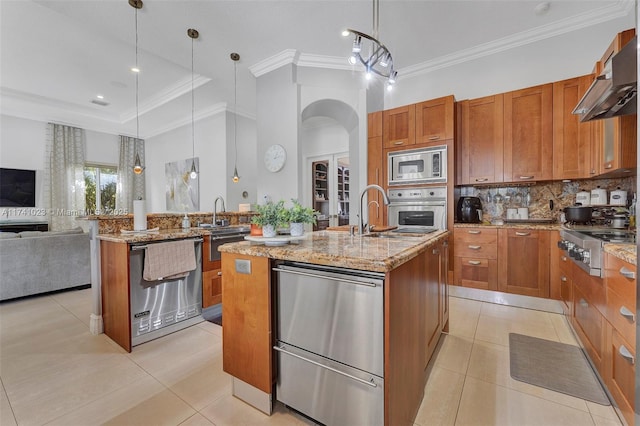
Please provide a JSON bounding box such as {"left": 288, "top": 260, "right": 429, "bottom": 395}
{"left": 388, "top": 186, "right": 447, "bottom": 202}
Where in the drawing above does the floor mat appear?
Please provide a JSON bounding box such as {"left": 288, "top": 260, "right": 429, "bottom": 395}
{"left": 509, "top": 333, "right": 609, "bottom": 405}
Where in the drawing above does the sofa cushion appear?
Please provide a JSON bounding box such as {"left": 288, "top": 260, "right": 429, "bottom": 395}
{"left": 18, "top": 231, "right": 44, "bottom": 238}
{"left": 0, "top": 232, "right": 19, "bottom": 239}
{"left": 50, "top": 227, "right": 84, "bottom": 235}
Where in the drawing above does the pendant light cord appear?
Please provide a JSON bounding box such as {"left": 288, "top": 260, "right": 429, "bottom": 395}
{"left": 234, "top": 59, "right": 238, "bottom": 168}
{"left": 135, "top": 6, "right": 140, "bottom": 142}
{"left": 372, "top": 0, "right": 379, "bottom": 39}
{"left": 191, "top": 35, "right": 195, "bottom": 160}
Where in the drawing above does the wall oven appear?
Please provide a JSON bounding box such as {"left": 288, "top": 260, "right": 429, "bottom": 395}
{"left": 387, "top": 187, "right": 447, "bottom": 233}
{"left": 388, "top": 145, "right": 447, "bottom": 186}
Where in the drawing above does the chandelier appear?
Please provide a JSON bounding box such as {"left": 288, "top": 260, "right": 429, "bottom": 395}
{"left": 342, "top": 0, "right": 397, "bottom": 89}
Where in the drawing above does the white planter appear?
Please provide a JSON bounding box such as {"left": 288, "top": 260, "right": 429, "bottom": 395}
{"left": 289, "top": 222, "right": 304, "bottom": 237}
{"left": 262, "top": 224, "right": 277, "bottom": 238}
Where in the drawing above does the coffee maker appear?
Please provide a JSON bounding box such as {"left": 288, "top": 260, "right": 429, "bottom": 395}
{"left": 457, "top": 197, "right": 483, "bottom": 223}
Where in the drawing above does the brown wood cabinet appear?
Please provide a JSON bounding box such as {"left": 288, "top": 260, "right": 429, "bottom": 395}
{"left": 100, "top": 240, "right": 131, "bottom": 352}
{"left": 552, "top": 75, "right": 596, "bottom": 180}
{"left": 549, "top": 231, "right": 574, "bottom": 316}
{"left": 571, "top": 266, "right": 606, "bottom": 375}
{"left": 497, "top": 229, "right": 550, "bottom": 298}
{"left": 598, "top": 115, "right": 637, "bottom": 177}
{"left": 415, "top": 95, "right": 454, "bottom": 145}
{"left": 383, "top": 104, "right": 415, "bottom": 148}
{"left": 503, "top": 83, "right": 553, "bottom": 183}
{"left": 202, "top": 236, "right": 221, "bottom": 308}
{"left": 221, "top": 252, "right": 273, "bottom": 393}
{"left": 458, "top": 94, "right": 504, "bottom": 184}
{"left": 367, "top": 111, "right": 385, "bottom": 228}
{"left": 453, "top": 227, "right": 498, "bottom": 291}
{"left": 602, "top": 253, "right": 636, "bottom": 426}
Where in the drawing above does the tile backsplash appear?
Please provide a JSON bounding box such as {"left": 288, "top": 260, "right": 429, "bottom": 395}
{"left": 457, "top": 176, "right": 637, "bottom": 222}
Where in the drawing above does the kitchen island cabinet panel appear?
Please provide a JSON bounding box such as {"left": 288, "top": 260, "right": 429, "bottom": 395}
{"left": 221, "top": 253, "right": 273, "bottom": 394}
{"left": 459, "top": 94, "right": 504, "bottom": 184}
{"left": 100, "top": 240, "right": 131, "bottom": 353}
{"left": 202, "top": 268, "right": 222, "bottom": 307}
{"left": 605, "top": 326, "right": 635, "bottom": 426}
{"left": 503, "top": 83, "right": 553, "bottom": 183}
{"left": 497, "top": 229, "right": 550, "bottom": 298}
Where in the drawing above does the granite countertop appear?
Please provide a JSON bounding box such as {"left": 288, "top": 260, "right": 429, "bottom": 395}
{"left": 218, "top": 229, "right": 449, "bottom": 272}
{"left": 96, "top": 225, "right": 250, "bottom": 244}
{"left": 454, "top": 222, "right": 561, "bottom": 231}
{"left": 603, "top": 243, "right": 637, "bottom": 266}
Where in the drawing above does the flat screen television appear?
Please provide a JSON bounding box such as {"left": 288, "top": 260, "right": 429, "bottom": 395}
{"left": 0, "top": 168, "right": 36, "bottom": 207}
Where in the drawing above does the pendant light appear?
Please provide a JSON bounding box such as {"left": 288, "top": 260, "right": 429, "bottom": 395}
{"left": 188, "top": 28, "right": 199, "bottom": 180}
{"left": 130, "top": 0, "right": 145, "bottom": 175}
{"left": 231, "top": 53, "right": 240, "bottom": 183}
{"left": 342, "top": 0, "right": 397, "bottom": 90}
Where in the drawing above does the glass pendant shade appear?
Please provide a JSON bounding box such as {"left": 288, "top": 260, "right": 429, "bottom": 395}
{"left": 133, "top": 152, "right": 144, "bottom": 175}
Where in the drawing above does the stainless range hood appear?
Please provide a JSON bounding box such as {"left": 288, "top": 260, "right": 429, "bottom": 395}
{"left": 573, "top": 36, "right": 637, "bottom": 122}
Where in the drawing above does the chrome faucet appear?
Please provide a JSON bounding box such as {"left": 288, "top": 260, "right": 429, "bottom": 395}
{"left": 213, "top": 196, "right": 226, "bottom": 226}
{"left": 359, "top": 184, "right": 390, "bottom": 235}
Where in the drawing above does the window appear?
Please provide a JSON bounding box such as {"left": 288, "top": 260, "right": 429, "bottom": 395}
{"left": 84, "top": 164, "right": 117, "bottom": 214}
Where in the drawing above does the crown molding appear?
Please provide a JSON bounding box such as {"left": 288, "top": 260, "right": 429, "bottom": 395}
{"left": 400, "top": 0, "right": 634, "bottom": 80}
{"left": 120, "top": 74, "right": 211, "bottom": 122}
{"left": 249, "top": 49, "right": 300, "bottom": 77}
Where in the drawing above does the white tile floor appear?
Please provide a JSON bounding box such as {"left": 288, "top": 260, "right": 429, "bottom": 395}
{"left": 0, "top": 288, "right": 624, "bottom": 426}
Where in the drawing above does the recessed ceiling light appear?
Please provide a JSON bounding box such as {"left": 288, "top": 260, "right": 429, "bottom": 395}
{"left": 131, "top": 67, "right": 140, "bottom": 73}
{"left": 341, "top": 30, "right": 350, "bottom": 37}
{"left": 96, "top": 94, "right": 104, "bottom": 99}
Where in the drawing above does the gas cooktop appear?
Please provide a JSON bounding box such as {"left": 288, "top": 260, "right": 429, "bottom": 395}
{"left": 576, "top": 230, "right": 636, "bottom": 244}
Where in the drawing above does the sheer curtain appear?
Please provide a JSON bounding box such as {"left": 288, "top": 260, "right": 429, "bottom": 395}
{"left": 116, "top": 136, "right": 146, "bottom": 213}
{"left": 44, "top": 123, "right": 86, "bottom": 231}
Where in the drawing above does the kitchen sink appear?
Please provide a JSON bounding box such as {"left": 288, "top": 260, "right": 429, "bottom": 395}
{"left": 362, "top": 233, "right": 421, "bottom": 239}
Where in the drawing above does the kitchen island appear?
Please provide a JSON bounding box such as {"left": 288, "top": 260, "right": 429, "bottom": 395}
{"left": 218, "top": 229, "right": 450, "bottom": 426}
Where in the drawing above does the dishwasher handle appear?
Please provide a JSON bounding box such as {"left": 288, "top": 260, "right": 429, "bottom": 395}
{"left": 274, "top": 344, "right": 378, "bottom": 388}
{"left": 273, "top": 267, "right": 380, "bottom": 287}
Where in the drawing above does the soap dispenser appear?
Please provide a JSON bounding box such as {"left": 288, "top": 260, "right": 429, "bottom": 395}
{"left": 182, "top": 214, "right": 190, "bottom": 229}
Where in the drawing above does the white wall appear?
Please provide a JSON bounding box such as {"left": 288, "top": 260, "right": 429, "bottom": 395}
{"left": 0, "top": 114, "right": 119, "bottom": 222}
{"left": 386, "top": 16, "right": 636, "bottom": 107}
{"left": 145, "top": 112, "right": 226, "bottom": 213}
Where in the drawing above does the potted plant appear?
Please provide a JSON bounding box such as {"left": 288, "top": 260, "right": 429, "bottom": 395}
{"left": 287, "top": 199, "right": 317, "bottom": 237}
{"left": 252, "top": 200, "right": 288, "bottom": 238}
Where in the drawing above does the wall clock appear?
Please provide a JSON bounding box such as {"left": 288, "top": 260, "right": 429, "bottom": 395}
{"left": 264, "top": 144, "right": 286, "bottom": 172}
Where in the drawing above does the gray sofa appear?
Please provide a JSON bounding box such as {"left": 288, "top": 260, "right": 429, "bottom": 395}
{"left": 0, "top": 228, "right": 91, "bottom": 301}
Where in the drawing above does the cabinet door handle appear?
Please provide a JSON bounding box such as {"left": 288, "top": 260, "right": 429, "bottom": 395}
{"left": 432, "top": 249, "right": 440, "bottom": 255}
{"left": 515, "top": 231, "right": 530, "bottom": 236}
{"left": 519, "top": 175, "right": 534, "bottom": 180}
{"left": 579, "top": 298, "right": 588, "bottom": 308}
{"left": 217, "top": 271, "right": 223, "bottom": 276}
{"left": 562, "top": 256, "right": 568, "bottom": 262}
{"left": 590, "top": 169, "right": 596, "bottom": 174}
{"left": 619, "top": 345, "right": 635, "bottom": 365}
{"left": 605, "top": 164, "right": 613, "bottom": 169}
{"left": 428, "top": 136, "right": 440, "bottom": 140}
{"left": 619, "top": 306, "right": 635, "bottom": 322}
{"left": 468, "top": 245, "right": 481, "bottom": 250}
{"left": 561, "top": 276, "right": 567, "bottom": 282}
{"left": 393, "top": 141, "right": 404, "bottom": 145}
{"left": 468, "top": 260, "right": 481, "bottom": 265}
{"left": 468, "top": 230, "right": 481, "bottom": 234}
{"left": 475, "top": 178, "right": 488, "bottom": 182}
{"left": 619, "top": 267, "right": 636, "bottom": 279}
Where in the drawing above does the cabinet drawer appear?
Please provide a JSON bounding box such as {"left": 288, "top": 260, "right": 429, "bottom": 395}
{"left": 573, "top": 283, "right": 605, "bottom": 373}
{"left": 573, "top": 267, "right": 606, "bottom": 316}
{"left": 604, "top": 254, "right": 636, "bottom": 310}
{"left": 606, "top": 286, "right": 636, "bottom": 347}
{"left": 454, "top": 257, "right": 497, "bottom": 291}
{"left": 455, "top": 242, "right": 497, "bottom": 259}
{"left": 607, "top": 327, "right": 635, "bottom": 426}
{"left": 454, "top": 228, "right": 497, "bottom": 244}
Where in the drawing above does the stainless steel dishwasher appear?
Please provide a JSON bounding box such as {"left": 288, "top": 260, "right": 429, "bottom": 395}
{"left": 273, "top": 261, "right": 384, "bottom": 426}
{"left": 129, "top": 238, "right": 203, "bottom": 347}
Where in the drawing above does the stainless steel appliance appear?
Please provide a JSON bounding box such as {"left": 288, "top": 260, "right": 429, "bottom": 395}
{"left": 129, "top": 238, "right": 203, "bottom": 347}
{"left": 274, "top": 262, "right": 385, "bottom": 425}
{"left": 207, "top": 227, "right": 250, "bottom": 262}
{"left": 387, "top": 145, "right": 447, "bottom": 185}
{"left": 558, "top": 228, "right": 635, "bottom": 277}
{"left": 387, "top": 186, "right": 447, "bottom": 232}
{"left": 573, "top": 36, "right": 636, "bottom": 122}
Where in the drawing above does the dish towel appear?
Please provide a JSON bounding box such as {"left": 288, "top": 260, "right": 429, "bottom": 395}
{"left": 143, "top": 240, "right": 196, "bottom": 281}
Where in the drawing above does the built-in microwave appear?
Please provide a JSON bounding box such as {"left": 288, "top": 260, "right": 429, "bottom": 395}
{"left": 388, "top": 145, "right": 447, "bottom": 186}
